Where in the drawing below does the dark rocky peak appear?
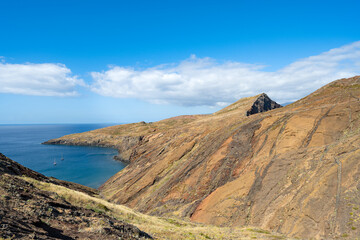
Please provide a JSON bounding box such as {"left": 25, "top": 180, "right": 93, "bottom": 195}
{"left": 246, "top": 93, "right": 282, "bottom": 116}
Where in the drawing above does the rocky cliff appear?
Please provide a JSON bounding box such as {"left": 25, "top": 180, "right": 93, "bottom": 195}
{"left": 46, "top": 76, "right": 360, "bottom": 239}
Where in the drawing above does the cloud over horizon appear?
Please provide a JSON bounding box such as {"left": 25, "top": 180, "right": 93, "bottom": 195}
{"left": 1, "top": 41, "right": 360, "bottom": 105}
{"left": 0, "top": 62, "right": 83, "bottom": 96}
{"left": 90, "top": 41, "right": 360, "bottom": 106}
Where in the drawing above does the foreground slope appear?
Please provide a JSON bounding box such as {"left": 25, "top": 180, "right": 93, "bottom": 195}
{"left": 0, "top": 153, "right": 286, "bottom": 240}
{"left": 0, "top": 153, "right": 151, "bottom": 239}
{"left": 46, "top": 76, "right": 360, "bottom": 239}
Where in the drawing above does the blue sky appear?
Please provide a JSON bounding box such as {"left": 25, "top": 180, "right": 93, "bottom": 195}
{"left": 1, "top": 0, "right": 360, "bottom": 124}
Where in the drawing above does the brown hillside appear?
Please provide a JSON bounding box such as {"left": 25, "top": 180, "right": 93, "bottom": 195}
{"left": 45, "top": 76, "right": 360, "bottom": 239}
{"left": 0, "top": 153, "right": 152, "bottom": 239}
{"left": 0, "top": 153, "right": 288, "bottom": 239}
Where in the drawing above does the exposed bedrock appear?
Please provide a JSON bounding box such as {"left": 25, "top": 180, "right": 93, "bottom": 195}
{"left": 44, "top": 76, "right": 360, "bottom": 239}
{"left": 246, "top": 93, "right": 282, "bottom": 116}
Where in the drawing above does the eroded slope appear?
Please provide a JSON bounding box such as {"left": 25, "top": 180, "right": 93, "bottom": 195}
{"left": 0, "top": 153, "right": 287, "bottom": 240}
{"left": 46, "top": 76, "right": 360, "bottom": 239}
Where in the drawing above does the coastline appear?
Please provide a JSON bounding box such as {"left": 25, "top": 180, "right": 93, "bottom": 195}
{"left": 0, "top": 124, "right": 125, "bottom": 188}
{"left": 42, "top": 137, "right": 134, "bottom": 165}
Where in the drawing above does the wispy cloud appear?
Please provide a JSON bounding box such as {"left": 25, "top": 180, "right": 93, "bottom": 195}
{"left": 90, "top": 41, "right": 360, "bottom": 105}
{"left": 0, "top": 62, "right": 84, "bottom": 96}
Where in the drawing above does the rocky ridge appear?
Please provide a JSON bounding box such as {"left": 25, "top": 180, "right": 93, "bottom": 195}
{"left": 45, "top": 76, "right": 360, "bottom": 239}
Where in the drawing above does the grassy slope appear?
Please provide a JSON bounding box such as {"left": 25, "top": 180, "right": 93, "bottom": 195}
{"left": 21, "top": 176, "right": 288, "bottom": 240}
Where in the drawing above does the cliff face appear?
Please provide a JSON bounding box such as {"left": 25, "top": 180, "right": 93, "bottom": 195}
{"left": 46, "top": 76, "right": 360, "bottom": 239}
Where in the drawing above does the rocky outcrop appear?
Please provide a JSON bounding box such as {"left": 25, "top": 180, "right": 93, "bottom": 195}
{"left": 45, "top": 76, "right": 360, "bottom": 239}
{"left": 246, "top": 93, "right": 282, "bottom": 116}
{"left": 0, "top": 153, "right": 152, "bottom": 240}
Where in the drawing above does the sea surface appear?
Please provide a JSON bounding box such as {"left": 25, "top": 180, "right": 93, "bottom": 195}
{"left": 0, "top": 124, "right": 126, "bottom": 188}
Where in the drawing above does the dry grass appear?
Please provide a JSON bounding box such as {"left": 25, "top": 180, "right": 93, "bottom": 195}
{"left": 21, "top": 176, "right": 288, "bottom": 240}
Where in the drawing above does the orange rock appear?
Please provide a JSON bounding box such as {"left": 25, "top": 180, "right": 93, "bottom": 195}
{"left": 48, "top": 76, "right": 360, "bottom": 239}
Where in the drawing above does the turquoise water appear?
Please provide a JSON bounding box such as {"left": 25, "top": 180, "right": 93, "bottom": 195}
{"left": 0, "top": 124, "right": 126, "bottom": 188}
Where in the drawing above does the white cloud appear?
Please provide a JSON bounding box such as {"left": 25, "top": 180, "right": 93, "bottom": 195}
{"left": 0, "top": 62, "right": 84, "bottom": 96}
{"left": 90, "top": 41, "right": 360, "bottom": 105}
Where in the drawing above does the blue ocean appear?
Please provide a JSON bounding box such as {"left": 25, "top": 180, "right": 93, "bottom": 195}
{"left": 0, "top": 124, "right": 126, "bottom": 188}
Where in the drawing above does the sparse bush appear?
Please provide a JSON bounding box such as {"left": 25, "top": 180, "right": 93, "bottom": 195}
{"left": 247, "top": 228, "right": 271, "bottom": 234}
{"left": 200, "top": 232, "right": 211, "bottom": 239}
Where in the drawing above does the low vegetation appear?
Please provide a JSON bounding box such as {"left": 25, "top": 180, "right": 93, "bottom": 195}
{"left": 21, "top": 176, "right": 287, "bottom": 240}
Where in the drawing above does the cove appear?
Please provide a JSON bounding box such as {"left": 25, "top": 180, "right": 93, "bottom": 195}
{"left": 0, "top": 124, "right": 126, "bottom": 188}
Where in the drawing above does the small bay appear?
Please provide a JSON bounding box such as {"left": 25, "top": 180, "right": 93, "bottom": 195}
{"left": 0, "top": 124, "right": 126, "bottom": 188}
